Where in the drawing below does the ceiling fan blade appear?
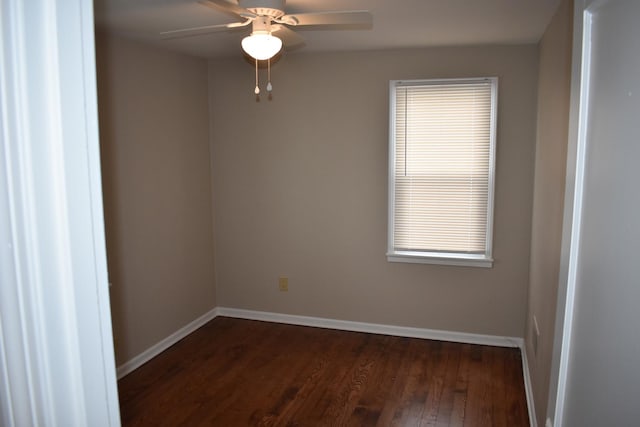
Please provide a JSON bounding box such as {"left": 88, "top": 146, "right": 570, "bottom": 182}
{"left": 199, "top": 0, "right": 256, "bottom": 19}
{"left": 272, "top": 25, "right": 304, "bottom": 47}
{"left": 280, "top": 10, "right": 372, "bottom": 27}
{"left": 160, "top": 19, "right": 250, "bottom": 39}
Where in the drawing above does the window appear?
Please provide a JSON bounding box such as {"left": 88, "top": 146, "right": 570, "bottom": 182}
{"left": 387, "top": 78, "right": 498, "bottom": 267}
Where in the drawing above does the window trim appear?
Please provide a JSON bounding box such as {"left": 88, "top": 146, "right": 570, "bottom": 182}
{"left": 387, "top": 77, "right": 498, "bottom": 268}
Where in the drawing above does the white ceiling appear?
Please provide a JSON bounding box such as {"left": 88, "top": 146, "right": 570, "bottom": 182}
{"left": 94, "top": 0, "right": 562, "bottom": 59}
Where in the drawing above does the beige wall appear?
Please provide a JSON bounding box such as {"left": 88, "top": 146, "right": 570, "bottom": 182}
{"left": 525, "top": 0, "right": 573, "bottom": 422}
{"left": 209, "top": 45, "right": 538, "bottom": 337}
{"left": 96, "top": 34, "right": 216, "bottom": 365}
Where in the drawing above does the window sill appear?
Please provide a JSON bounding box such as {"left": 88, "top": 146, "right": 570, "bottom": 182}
{"left": 386, "top": 251, "right": 493, "bottom": 268}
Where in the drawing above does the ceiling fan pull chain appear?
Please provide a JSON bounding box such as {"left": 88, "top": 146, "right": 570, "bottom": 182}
{"left": 254, "top": 58, "right": 260, "bottom": 95}
{"left": 266, "top": 58, "right": 273, "bottom": 93}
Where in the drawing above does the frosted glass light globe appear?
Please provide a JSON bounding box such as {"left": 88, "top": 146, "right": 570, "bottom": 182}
{"left": 241, "top": 33, "right": 282, "bottom": 60}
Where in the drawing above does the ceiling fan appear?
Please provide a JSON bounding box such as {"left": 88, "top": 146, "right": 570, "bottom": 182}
{"left": 161, "top": 0, "right": 372, "bottom": 96}
{"left": 161, "top": 0, "right": 372, "bottom": 60}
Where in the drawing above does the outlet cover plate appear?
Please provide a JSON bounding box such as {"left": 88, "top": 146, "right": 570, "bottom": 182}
{"left": 279, "top": 277, "right": 288, "bottom": 292}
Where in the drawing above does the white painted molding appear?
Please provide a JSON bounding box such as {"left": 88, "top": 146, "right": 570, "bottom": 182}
{"left": 216, "top": 307, "right": 522, "bottom": 348}
{"left": 116, "top": 307, "right": 219, "bottom": 379}
{"left": 118, "top": 307, "right": 523, "bottom": 379}
{"left": 1, "top": 0, "right": 120, "bottom": 425}
{"left": 520, "top": 343, "right": 538, "bottom": 427}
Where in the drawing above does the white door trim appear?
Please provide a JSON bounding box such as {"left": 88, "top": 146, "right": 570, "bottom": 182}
{"left": 552, "top": 7, "right": 592, "bottom": 425}
{"left": 0, "top": 0, "right": 120, "bottom": 425}
{"left": 547, "top": 0, "right": 614, "bottom": 425}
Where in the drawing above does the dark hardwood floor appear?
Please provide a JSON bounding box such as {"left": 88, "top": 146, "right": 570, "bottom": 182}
{"left": 118, "top": 317, "right": 529, "bottom": 426}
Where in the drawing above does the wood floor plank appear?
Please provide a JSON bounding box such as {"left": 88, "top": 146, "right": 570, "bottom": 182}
{"left": 432, "top": 342, "right": 463, "bottom": 427}
{"left": 118, "top": 317, "right": 530, "bottom": 426}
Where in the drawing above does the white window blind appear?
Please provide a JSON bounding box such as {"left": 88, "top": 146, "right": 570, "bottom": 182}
{"left": 388, "top": 78, "right": 497, "bottom": 267}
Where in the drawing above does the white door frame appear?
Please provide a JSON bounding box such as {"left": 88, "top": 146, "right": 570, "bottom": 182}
{"left": 0, "top": 0, "right": 120, "bottom": 425}
{"left": 547, "top": 0, "right": 610, "bottom": 425}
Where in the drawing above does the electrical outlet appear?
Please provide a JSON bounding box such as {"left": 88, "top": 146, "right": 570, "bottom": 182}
{"left": 279, "top": 276, "right": 288, "bottom": 292}
{"left": 533, "top": 315, "right": 540, "bottom": 356}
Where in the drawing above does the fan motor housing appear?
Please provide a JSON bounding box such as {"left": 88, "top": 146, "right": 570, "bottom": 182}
{"left": 239, "top": 0, "right": 285, "bottom": 18}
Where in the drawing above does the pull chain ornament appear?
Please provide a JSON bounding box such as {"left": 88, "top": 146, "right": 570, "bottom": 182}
{"left": 266, "top": 57, "right": 273, "bottom": 93}
{"left": 254, "top": 58, "right": 260, "bottom": 95}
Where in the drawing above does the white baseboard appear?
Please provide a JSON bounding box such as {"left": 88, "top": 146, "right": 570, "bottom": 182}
{"left": 520, "top": 343, "right": 538, "bottom": 427}
{"left": 116, "top": 307, "right": 219, "bottom": 379}
{"left": 117, "top": 305, "right": 536, "bottom": 427}
{"left": 216, "top": 307, "right": 521, "bottom": 348}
